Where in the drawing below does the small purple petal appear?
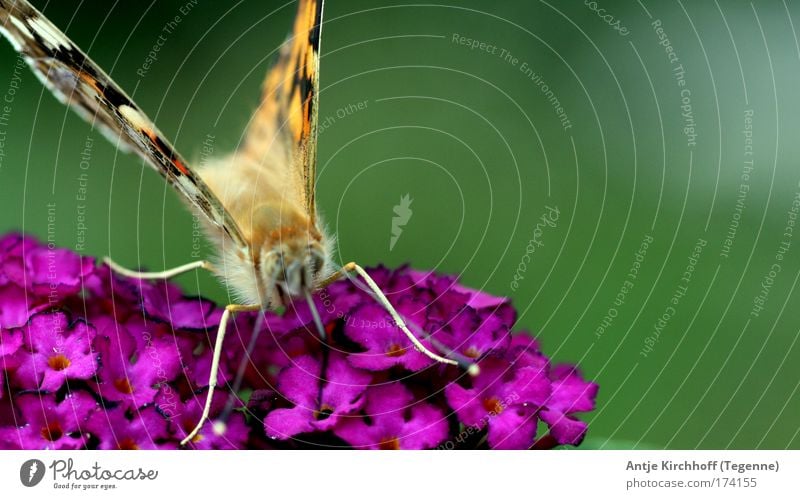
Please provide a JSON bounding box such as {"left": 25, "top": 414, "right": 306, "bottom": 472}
{"left": 0, "top": 327, "right": 22, "bottom": 358}
{"left": 540, "top": 408, "right": 588, "bottom": 446}
{"left": 395, "top": 403, "right": 449, "bottom": 450}
{"left": 264, "top": 406, "right": 315, "bottom": 439}
{"left": 25, "top": 247, "right": 94, "bottom": 298}
{"left": 547, "top": 365, "right": 598, "bottom": 414}
{"left": 444, "top": 382, "right": 490, "bottom": 428}
{"left": 273, "top": 355, "right": 320, "bottom": 408}
{"left": 0, "top": 284, "right": 37, "bottom": 329}
{"left": 265, "top": 353, "right": 370, "bottom": 439}
{"left": 487, "top": 408, "right": 537, "bottom": 450}
{"left": 141, "top": 282, "right": 222, "bottom": 331}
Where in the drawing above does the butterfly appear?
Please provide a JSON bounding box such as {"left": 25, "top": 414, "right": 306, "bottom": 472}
{"left": 0, "top": 0, "right": 472, "bottom": 444}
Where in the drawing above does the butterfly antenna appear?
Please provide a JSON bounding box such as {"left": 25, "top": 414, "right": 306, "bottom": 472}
{"left": 406, "top": 320, "right": 481, "bottom": 374}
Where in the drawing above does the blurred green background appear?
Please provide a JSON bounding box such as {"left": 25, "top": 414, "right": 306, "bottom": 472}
{"left": 1, "top": 0, "right": 798, "bottom": 449}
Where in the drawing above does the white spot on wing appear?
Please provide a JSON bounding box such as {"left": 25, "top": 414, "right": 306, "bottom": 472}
{"left": 119, "top": 104, "right": 148, "bottom": 131}
{"left": 27, "top": 16, "right": 70, "bottom": 50}
{"left": 7, "top": 15, "right": 32, "bottom": 40}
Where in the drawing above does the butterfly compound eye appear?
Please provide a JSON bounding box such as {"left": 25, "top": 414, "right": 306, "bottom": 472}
{"left": 309, "top": 248, "right": 325, "bottom": 276}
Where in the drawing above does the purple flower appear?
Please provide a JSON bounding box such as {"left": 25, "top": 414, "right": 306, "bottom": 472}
{"left": 335, "top": 382, "right": 448, "bottom": 450}
{"left": 13, "top": 312, "right": 98, "bottom": 392}
{"left": 0, "top": 392, "right": 97, "bottom": 449}
{"left": 265, "top": 352, "right": 371, "bottom": 439}
{"left": 445, "top": 357, "right": 551, "bottom": 449}
{"left": 87, "top": 405, "right": 173, "bottom": 450}
{"left": 344, "top": 302, "right": 434, "bottom": 372}
{"left": 91, "top": 317, "right": 181, "bottom": 409}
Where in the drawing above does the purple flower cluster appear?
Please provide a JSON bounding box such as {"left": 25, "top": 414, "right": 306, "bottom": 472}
{"left": 0, "top": 233, "right": 598, "bottom": 450}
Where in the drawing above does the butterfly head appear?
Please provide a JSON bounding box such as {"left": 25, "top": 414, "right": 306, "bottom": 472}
{"left": 258, "top": 237, "right": 329, "bottom": 308}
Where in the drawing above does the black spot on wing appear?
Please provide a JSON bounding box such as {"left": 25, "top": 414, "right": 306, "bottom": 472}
{"left": 293, "top": 62, "right": 313, "bottom": 108}
{"left": 152, "top": 135, "right": 179, "bottom": 164}
{"left": 308, "top": 0, "right": 323, "bottom": 49}
{"left": 193, "top": 193, "right": 212, "bottom": 214}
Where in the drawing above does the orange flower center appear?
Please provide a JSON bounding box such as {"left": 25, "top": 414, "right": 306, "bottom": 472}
{"left": 482, "top": 397, "right": 504, "bottom": 415}
{"left": 117, "top": 437, "right": 140, "bottom": 450}
{"left": 313, "top": 404, "right": 335, "bottom": 421}
{"left": 379, "top": 437, "right": 401, "bottom": 450}
{"left": 385, "top": 344, "right": 405, "bottom": 357}
{"left": 47, "top": 354, "right": 71, "bottom": 371}
{"left": 113, "top": 378, "right": 135, "bottom": 394}
{"left": 183, "top": 420, "right": 205, "bottom": 443}
{"left": 40, "top": 422, "right": 63, "bottom": 441}
{"left": 465, "top": 347, "right": 481, "bottom": 359}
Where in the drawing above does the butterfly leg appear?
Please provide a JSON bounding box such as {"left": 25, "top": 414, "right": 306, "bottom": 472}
{"left": 321, "top": 262, "right": 478, "bottom": 374}
{"left": 104, "top": 258, "right": 261, "bottom": 444}
{"left": 103, "top": 257, "right": 216, "bottom": 280}
{"left": 181, "top": 302, "right": 261, "bottom": 446}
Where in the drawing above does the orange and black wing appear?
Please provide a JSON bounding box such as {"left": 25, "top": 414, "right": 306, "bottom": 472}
{"left": 241, "top": 0, "right": 323, "bottom": 223}
{"left": 0, "top": 0, "right": 247, "bottom": 247}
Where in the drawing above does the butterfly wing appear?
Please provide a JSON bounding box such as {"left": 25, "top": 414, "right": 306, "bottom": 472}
{"left": 0, "top": 0, "right": 247, "bottom": 247}
{"left": 241, "top": 0, "right": 323, "bottom": 224}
